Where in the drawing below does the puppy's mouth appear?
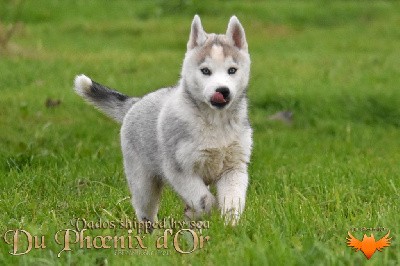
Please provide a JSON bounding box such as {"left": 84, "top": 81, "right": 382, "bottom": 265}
{"left": 210, "top": 92, "right": 230, "bottom": 109}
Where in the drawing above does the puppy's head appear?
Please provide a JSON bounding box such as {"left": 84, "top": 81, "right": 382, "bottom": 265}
{"left": 182, "top": 15, "right": 250, "bottom": 110}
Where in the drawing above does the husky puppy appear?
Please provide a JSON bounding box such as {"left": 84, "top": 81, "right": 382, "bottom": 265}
{"left": 74, "top": 15, "right": 252, "bottom": 225}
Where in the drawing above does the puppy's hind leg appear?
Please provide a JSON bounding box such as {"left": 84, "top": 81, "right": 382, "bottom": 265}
{"left": 124, "top": 158, "right": 163, "bottom": 226}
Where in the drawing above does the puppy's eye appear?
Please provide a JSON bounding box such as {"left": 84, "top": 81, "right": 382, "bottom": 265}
{"left": 228, "top": 67, "right": 237, "bottom": 75}
{"left": 201, "top": 68, "right": 212, "bottom": 76}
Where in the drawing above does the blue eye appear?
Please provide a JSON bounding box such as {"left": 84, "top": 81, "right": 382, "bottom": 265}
{"left": 201, "top": 68, "right": 212, "bottom": 75}
{"left": 228, "top": 67, "right": 237, "bottom": 75}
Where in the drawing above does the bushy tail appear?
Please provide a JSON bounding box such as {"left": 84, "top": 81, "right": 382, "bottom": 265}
{"left": 74, "top": 75, "right": 139, "bottom": 123}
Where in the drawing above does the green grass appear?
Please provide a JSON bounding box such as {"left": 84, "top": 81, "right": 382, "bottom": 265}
{"left": 1, "top": 0, "right": 400, "bottom": 265}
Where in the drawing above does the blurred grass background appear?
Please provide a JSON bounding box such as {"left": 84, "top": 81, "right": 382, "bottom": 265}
{"left": 0, "top": 0, "right": 399, "bottom": 265}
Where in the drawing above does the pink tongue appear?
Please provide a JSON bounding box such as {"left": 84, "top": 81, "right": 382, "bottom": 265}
{"left": 211, "top": 92, "right": 226, "bottom": 103}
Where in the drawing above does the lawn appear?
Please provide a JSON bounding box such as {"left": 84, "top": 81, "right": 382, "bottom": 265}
{"left": 1, "top": 1, "right": 399, "bottom": 265}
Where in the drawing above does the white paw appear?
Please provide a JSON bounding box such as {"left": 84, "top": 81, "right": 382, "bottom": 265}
{"left": 200, "top": 193, "right": 215, "bottom": 213}
{"left": 222, "top": 208, "right": 241, "bottom": 226}
{"left": 184, "top": 194, "right": 216, "bottom": 220}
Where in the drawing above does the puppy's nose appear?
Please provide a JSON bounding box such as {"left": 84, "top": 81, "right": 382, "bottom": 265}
{"left": 216, "top": 87, "right": 230, "bottom": 99}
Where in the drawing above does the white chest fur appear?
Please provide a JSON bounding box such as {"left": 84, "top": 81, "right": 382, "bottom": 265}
{"left": 194, "top": 140, "right": 246, "bottom": 185}
{"left": 191, "top": 119, "right": 248, "bottom": 185}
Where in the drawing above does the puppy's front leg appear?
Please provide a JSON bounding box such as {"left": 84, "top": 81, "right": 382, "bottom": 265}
{"left": 216, "top": 168, "right": 248, "bottom": 225}
{"left": 166, "top": 171, "right": 216, "bottom": 219}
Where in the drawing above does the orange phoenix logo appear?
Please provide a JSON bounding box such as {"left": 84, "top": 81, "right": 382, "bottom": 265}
{"left": 346, "top": 230, "right": 391, "bottom": 259}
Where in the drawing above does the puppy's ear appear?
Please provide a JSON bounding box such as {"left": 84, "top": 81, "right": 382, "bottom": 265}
{"left": 226, "top": 16, "right": 248, "bottom": 51}
{"left": 187, "top": 15, "right": 207, "bottom": 50}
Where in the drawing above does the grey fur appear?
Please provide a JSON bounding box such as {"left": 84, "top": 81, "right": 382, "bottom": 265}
{"left": 121, "top": 88, "right": 171, "bottom": 174}
{"left": 182, "top": 82, "right": 201, "bottom": 111}
{"left": 160, "top": 115, "right": 191, "bottom": 173}
{"left": 194, "top": 34, "right": 243, "bottom": 64}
